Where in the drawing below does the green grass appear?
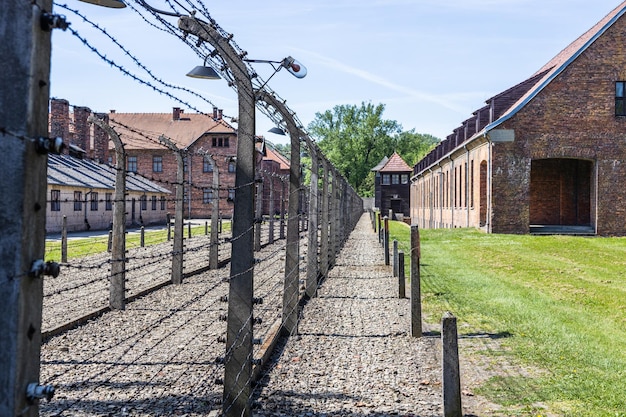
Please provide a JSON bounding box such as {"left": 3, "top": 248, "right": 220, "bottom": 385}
{"left": 45, "top": 223, "right": 231, "bottom": 261}
{"left": 388, "top": 221, "right": 626, "bottom": 416}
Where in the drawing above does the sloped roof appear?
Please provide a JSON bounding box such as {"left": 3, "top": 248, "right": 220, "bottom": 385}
{"left": 264, "top": 145, "right": 290, "bottom": 171}
{"left": 48, "top": 154, "right": 170, "bottom": 194}
{"left": 109, "top": 111, "right": 235, "bottom": 150}
{"left": 486, "top": 1, "right": 626, "bottom": 132}
{"left": 380, "top": 152, "right": 411, "bottom": 173}
{"left": 414, "top": 2, "right": 626, "bottom": 176}
{"left": 371, "top": 156, "right": 389, "bottom": 172}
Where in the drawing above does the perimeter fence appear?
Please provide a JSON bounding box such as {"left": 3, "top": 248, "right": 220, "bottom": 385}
{"left": 39, "top": 138, "right": 363, "bottom": 416}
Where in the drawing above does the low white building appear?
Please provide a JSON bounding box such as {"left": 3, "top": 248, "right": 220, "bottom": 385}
{"left": 47, "top": 153, "right": 171, "bottom": 233}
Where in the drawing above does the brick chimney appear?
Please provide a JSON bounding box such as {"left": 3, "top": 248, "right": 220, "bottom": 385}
{"left": 49, "top": 98, "right": 70, "bottom": 143}
{"left": 73, "top": 106, "right": 91, "bottom": 154}
{"left": 173, "top": 107, "right": 181, "bottom": 121}
{"left": 93, "top": 112, "right": 110, "bottom": 164}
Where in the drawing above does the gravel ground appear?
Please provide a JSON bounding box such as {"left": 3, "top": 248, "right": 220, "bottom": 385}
{"left": 252, "top": 215, "right": 504, "bottom": 417}
{"left": 39, "top": 214, "right": 509, "bottom": 416}
{"left": 40, "top": 226, "right": 301, "bottom": 416}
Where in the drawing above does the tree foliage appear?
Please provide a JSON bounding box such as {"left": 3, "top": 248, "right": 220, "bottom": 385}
{"left": 307, "top": 102, "right": 439, "bottom": 196}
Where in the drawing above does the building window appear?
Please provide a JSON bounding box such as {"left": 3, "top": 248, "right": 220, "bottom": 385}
{"left": 91, "top": 192, "right": 98, "bottom": 211}
{"left": 153, "top": 155, "right": 163, "bottom": 172}
{"left": 401, "top": 174, "right": 409, "bottom": 184}
{"left": 140, "top": 195, "right": 147, "bottom": 211}
{"left": 617, "top": 82, "right": 626, "bottom": 116}
{"left": 50, "top": 190, "right": 61, "bottom": 212}
{"left": 392, "top": 174, "right": 400, "bottom": 185}
{"left": 212, "top": 137, "right": 230, "bottom": 147}
{"left": 382, "top": 174, "right": 390, "bottom": 185}
{"left": 228, "top": 160, "right": 236, "bottom": 173}
{"left": 203, "top": 156, "right": 213, "bottom": 172}
{"left": 151, "top": 195, "right": 157, "bottom": 210}
{"left": 105, "top": 193, "right": 113, "bottom": 211}
{"left": 127, "top": 156, "right": 137, "bottom": 173}
{"left": 203, "top": 188, "right": 213, "bottom": 204}
{"left": 228, "top": 188, "right": 235, "bottom": 201}
{"left": 74, "top": 191, "right": 82, "bottom": 211}
{"left": 160, "top": 196, "right": 166, "bottom": 210}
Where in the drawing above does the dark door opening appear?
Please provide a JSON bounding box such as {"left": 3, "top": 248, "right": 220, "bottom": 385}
{"left": 530, "top": 159, "right": 591, "bottom": 226}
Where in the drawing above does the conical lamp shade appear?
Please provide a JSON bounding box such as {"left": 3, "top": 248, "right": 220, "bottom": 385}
{"left": 186, "top": 66, "right": 221, "bottom": 80}
{"left": 268, "top": 127, "right": 286, "bottom": 135}
{"left": 78, "top": 0, "right": 126, "bottom": 8}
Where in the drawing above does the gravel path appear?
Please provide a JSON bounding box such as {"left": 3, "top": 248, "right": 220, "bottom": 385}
{"left": 252, "top": 215, "right": 447, "bottom": 416}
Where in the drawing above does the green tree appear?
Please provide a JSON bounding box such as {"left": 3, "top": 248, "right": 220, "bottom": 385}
{"left": 308, "top": 102, "right": 439, "bottom": 196}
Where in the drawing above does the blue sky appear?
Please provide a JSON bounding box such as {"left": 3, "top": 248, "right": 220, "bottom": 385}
{"left": 50, "top": 0, "right": 624, "bottom": 144}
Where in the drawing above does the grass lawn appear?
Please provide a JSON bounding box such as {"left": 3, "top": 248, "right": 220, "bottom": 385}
{"left": 45, "top": 223, "right": 230, "bottom": 261}
{"left": 388, "top": 221, "right": 626, "bottom": 417}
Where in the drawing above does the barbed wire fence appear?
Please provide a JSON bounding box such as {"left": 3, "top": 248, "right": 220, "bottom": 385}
{"left": 4, "top": 0, "right": 364, "bottom": 415}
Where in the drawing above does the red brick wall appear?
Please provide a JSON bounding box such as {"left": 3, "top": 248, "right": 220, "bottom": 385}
{"left": 490, "top": 15, "right": 626, "bottom": 235}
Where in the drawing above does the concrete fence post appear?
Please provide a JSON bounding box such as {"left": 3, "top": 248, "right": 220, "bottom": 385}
{"left": 442, "top": 312, "right": 462, "bottom": 417}
{"left": 61, "top": 216, "right": 68, "bottom": 263}
{"left": 140, "top": 226, "right": 145, "bottom": 247}
{"left": 398, "top": 251, "right": 406, "bottom": 298}
{"left": 411, "top": 224, "right": 422, "bottom": 337}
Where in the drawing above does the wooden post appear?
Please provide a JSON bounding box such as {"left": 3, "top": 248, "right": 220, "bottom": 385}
{"left": 398, "top": 251, "right": 406, "bottom": 298}
{"left": 383, "top": 216, "right": 390, "bottom": 266}
{"left": 188, "top": 221, "right": 192, "bottom": 239}
{"left": 61, "top": 215, "right": 68, "bottom": 263}
{"left": 442, "top": 312, "right": 462, "bottom": 417}
{"left": 393, "top": 239, "right": 398, "bottom": 277}
{"left": 411, "top": 224, "right": 422, "bottom": 337}
{"left": 0, "top": 1, "right": 52, "bottom": 413}
{"left": 205, "top": 221, "right": 208, "bottom": 235}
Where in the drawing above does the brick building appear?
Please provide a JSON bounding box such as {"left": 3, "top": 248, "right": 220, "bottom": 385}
{"left": 372, "top": 152, "right": 412, "bottom": 218}
{"left": 107, "top": 107, "right": 238, "bottom": 219}
{"left": 258, "top": 144, "right": 290, "bottom": 215}
{"left": 411, "top": 2, "right": 626, "bottom": 236}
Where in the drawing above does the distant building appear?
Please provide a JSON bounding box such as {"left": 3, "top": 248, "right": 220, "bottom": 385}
{"left": 47, "top": 153, "right": 170, "bottom": 233}
{"left": 258, "top": 143, "right": 290, "bottom": 215}
{"left": 107, "top": 107, "right": 238, "bottom": 219}
{"left": 411, "top": 2, "right": 626, "bottom": 236}
{"left": 371, "top": 152, "right": 412, "bottom": 218}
